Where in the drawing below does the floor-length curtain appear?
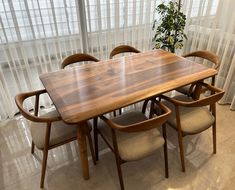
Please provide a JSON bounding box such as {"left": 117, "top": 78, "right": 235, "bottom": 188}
{"left": 0, "top": 0, "right": 156, "bottom": 120}
{"left": 84, "top": 0, "right": 156, "bottom": 60}
{"left": 0, "top": 0, "right": 84, "bottom": 119}
{"left": 182, "top": 0, "right": 235, "bottom": 110}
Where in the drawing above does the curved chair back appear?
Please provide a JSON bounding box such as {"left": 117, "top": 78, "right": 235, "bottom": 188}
{"left": 61, "top": 53, "right": 99, "bottom": 69}
{"left": 15, "top": 89, "right": 61, "bottom": 123}
{"left": 101, "top": 100, "right": 171, "bottom": 133}
{"left": 183, "top": 50, "right": 220, "bottom": 70}
{"left": 109, "top": 45, "right": 140, "bottom": 59}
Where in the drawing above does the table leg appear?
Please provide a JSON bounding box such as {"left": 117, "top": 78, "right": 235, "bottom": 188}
{"left": 77, "top": 122, "right": 89, "bottom": 180}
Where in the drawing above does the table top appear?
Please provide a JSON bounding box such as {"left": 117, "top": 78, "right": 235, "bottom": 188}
{"left": 40, "top": 50, "right": 217, "bottom": 123}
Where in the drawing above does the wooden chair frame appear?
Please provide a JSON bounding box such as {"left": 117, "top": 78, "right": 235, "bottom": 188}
{"left": 160, "top": 82, "right": 224, "bottom": 172}
{"left": 61, "top": 53, "right": 99, "bottom": 69}
{"left": 109, "top": 45, "right": 140, "bottom": 116}
{"left": 179, "top": 50, "right": 220, "bottom": 96}
{"left": 94, "top": 99, "right": 171, "bottom": 190}
{"left": 109, "top": 45, "right": 141, "bottom": 59}
{"left": 61, "top": 52, "right": 100, "bottom": 140}
{"left": 15, "top": 89, "right": 96, "bottom": 188}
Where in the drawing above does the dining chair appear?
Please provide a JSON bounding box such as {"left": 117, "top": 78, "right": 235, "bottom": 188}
{"left": 15, "top": 89, "right": 96, "bottom": 188}
{"left": 61, "top": 53, "right": 99, "bottom": 69}
{"left": 110, "top": 45, "right": 141, "bottom": 116}
{"left": 176, "top": 50, "right": 220, "bottom": 96}
{"left": 94, "top": 99, "right": 171, "bottom": 190}
{"left": 159, "top": 81, "right": 224, "bottom": 172}
{"left": 61, "top": 52, "right": 100, "bottom": 145}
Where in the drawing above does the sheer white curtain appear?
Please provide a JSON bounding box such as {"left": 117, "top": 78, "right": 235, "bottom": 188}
{"left": 84, "top": 0, "right": 156, "bottom": 59}
{"left": 0, "top": 0, "right": 84, "bottom": 119}
{"left": 0, "top": 0, "right": 156, "bottom": 120}
{"left": 181, "top": 0, "right": 235, "bottom": 110}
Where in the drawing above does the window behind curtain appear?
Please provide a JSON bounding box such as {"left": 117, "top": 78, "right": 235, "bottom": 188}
{"left": 184, "top": 0, "right": 219, "bottom": 17}
{"left": 0, "top": 0, "right": 79, "bottom": 43}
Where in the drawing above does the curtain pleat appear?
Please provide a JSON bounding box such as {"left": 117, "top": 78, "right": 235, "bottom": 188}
{"left": 182, "top": 0, "right": 235, "bottom": 110}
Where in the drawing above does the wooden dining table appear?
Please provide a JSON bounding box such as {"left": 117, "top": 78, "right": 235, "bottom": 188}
{"left": 40, "top": 49, "right": 217, "bottom": 180}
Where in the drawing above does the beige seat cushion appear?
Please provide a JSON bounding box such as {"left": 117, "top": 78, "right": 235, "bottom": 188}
{"left": 162, "top": 95, "right": 215, "bottom": 134}
{"left": 98, "top": 111, "right": 165, "bottom": 161}
{"left": 176, "top": 85, "right": 191, "bottom": 95}
{"left": 30, "top": 110, "right": 79, "bottom": 150}
{"left": 176, "top": 84, "right": 208, "bottom": 95}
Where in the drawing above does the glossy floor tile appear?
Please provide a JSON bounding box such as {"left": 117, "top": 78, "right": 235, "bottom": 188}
{"left": 0, "top": 104, "right": 234, "bottom": 190}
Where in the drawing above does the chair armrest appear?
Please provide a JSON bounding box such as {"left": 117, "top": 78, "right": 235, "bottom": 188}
{"left": 160, "top": 82, "right": 224, "bottom": 107}
{"left": 15, "top": 89, "right": 61, "bottom": 123}
{"left": 100, "top": 101, "right": 171, "bottom": 132}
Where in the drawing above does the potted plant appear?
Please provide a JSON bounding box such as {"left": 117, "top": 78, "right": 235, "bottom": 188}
{"left": 152, "top": 0, "right": 187, "bottom": 53}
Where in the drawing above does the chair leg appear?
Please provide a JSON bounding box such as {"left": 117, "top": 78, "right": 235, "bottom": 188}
{"left": 111, "top": 129, "right": 124, "bottom": 190}
{"left": 141, "top": 99, "right": 149, "bottom": 114}
{"left": 162, "top": 124, "right": 169, "bottom": 178}
{"left": 113, "top": 110, "right": 117, "bottom": 117}
{"left": 114, "top": 154, "right": 124, "bottom": 190}
{"left": 212, "top": 123, "right": 216, "bottom": 154}
{"left": 119, "top": 108, "right": 122, "bottom": 115}
{"left": 40, "top": 124, "right": 51, "bottom": 188}
{"left": 93, "top": 118, "right": 99, "bottom": 161}
{"left": 149, "top": 101, "right": 155, "bottom": 119}
{"left": 31, "top": 141, "right": 35, "bottom": 154}
{"left": 87, "top": 132, "right": 96, "bottom": 165}
{"left": 40, "top": 147, "right": 49, "bottom": 188}
{"left": 177, "top": 131, "right": 185, "bottom": 172}
{"left": 175, "top": 106, "right": 185, "bottom": 172}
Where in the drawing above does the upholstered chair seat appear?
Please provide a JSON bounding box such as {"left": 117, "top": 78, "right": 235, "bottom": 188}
{"left": 176, "top": 85, "right": 191, "bottom": 96}
{"left": 30, "top": 110, "right": 91, "bottom": 150}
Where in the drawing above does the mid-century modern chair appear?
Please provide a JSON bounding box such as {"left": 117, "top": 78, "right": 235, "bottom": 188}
{"left": 176, "top": 50, "right": 220, "bottom": 96}
{"left": 61, "top": 53, "right": 99, "bottom": 69}
{"left": 15, "top": 89, "right": 96, "bottom": 188}
{"left": 109, "top": 45, "right": 141, "bottom": 116}
{"left": 94, "top": 99, "right": 171, "bottom": 190}
{"left": 159, "top": 82, "right": 224, "bottom": 172}
{"left": 61, "top": 52, "right": 100, "bottom": 138}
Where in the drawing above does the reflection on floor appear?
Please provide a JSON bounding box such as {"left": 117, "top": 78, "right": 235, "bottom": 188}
{"left": 0, "top": 104, "right": 234, "bottom": 190}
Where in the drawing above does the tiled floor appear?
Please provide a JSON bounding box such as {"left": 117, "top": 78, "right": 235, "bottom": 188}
{"left": 0, "top": 104, "right": 234, "bottom": 190}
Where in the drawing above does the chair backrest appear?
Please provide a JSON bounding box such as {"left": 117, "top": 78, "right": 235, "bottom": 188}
{"left": 109, "top": 45, "right": 140, "bottom": 59}
{"left": 61, "top": 53, "right": 99, "bottom": 69}
{"left": 15, "top": 89, "right": 61, "bottom": 123}
{"left": 183, "top": 50, "right": 220, "bottom": 70}
{"left": 100, "top": 100, "right": 171, "bottom": 133}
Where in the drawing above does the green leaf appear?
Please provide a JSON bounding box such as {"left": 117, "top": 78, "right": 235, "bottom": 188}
{"left": 152, "top": 0, "right": 187, "bottom": 51}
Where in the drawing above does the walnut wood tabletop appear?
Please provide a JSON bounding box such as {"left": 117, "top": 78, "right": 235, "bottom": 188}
{"left": 40, "top": 49, "right": 217, "bottom": 180}
{"left": 40, "top": 49, "right": 217, "bottom": 124}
